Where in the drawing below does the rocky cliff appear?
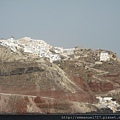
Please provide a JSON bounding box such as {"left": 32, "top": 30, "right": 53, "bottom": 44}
{"left": 0, "top": 37, "right": 120, "bottom": 114}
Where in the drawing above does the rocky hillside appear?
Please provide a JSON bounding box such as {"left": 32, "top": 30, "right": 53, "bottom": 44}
{"left": 0, "top": 37, "right": 120, "bottom": 114}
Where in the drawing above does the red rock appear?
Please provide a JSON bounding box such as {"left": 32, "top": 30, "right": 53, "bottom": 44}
{"left": 88, "top": 81, "right": 114, "bottom": 93}
{"left": 69, "top": 75, "right": 89, "bottom": 92}
{"left": 88, "top": 82, "right": 101, "bottom": 92}
{"left": 34, "top": 96, "right": 45, "bottom": 103}
{"left": 24, "top": 96, "right": 29, "bottom": 103}
{"left": 100, "top": 82, "right": 114, "bottom": 91}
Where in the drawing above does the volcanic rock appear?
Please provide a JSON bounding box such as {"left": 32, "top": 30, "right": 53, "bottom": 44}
{"left": 0, "top": 37, "right": 120, "bottom": 114}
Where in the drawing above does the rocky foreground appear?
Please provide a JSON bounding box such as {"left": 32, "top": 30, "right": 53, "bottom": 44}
{"left": 0, "top": 37, "right": 120, "bottom": 114}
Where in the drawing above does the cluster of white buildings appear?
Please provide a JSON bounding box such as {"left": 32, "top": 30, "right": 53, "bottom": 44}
{"left": 0, "top": 37, "right": 66, "bottom": 62}
{"left": 96, "top": 96, "right": 120, "bottom": 113}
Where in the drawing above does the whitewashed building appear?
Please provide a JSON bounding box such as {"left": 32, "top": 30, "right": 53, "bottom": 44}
{"left": 100, "top": 52, "right": 110, "bottom": 61}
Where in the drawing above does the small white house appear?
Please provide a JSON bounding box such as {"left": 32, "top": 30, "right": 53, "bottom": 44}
{"left": 96, "top": 96, "right": 113, "bottom": 103}
{"left": 100, "top": 52, "right": 110, "bottom": 61}
{"left": 103, "top": 97, "right": 112, "bottom": 101}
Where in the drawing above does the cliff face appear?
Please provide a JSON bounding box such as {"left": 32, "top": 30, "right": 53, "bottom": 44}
{"left": 0, "top": 93, "right": 98, "bottom": 114}
{"left": 0, "top": 45, "right": 96, "bottom": 114}
{"left": 0, "top": 38, "right": 120, "bottom": 114}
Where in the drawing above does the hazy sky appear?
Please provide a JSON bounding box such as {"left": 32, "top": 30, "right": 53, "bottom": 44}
{"left": 0, "top": 0, "right": 120, "bottom": 57}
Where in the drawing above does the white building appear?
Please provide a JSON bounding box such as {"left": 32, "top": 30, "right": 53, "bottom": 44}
{"left": 103, "top": 97, "right": 112, "bottom": 101}
{"left": 24, "top": 46, "right": 33, "bottom": 53}
{"left": 100, "top": 52, "right": 110, "bottom": 61}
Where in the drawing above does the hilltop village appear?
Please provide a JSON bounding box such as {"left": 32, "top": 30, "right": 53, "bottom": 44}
{"left": 0, "top": 37, "right": 118, "bottom": 63}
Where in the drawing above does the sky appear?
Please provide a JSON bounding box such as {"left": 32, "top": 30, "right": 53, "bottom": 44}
{"left": 0, "top": 0, "right": 120, "bottom": 58}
